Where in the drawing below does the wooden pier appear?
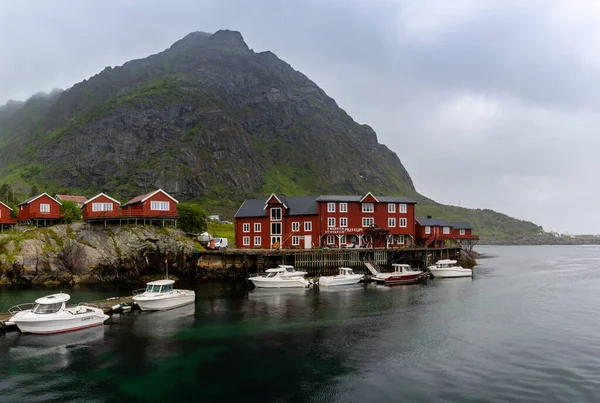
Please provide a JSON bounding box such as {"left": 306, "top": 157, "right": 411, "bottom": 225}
{"left": 196, "top": 246, "right": 462, "bottom": 277}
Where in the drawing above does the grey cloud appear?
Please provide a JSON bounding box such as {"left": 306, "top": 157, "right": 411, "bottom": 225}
{"left": 1, "top": 0, "right": 598, "bottom": 232}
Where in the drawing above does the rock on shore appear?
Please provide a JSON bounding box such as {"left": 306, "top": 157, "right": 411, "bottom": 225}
{"left": 0, "top": 224, "right": 200, "bottom": 285}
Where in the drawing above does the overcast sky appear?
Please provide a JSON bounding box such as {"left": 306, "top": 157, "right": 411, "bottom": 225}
{"left": 1, "top": 0, "right": 598, "bottom": 233}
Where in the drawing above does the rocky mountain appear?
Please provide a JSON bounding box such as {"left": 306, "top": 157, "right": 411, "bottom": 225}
{"left": 0, "top": 30, "right": 541, "bottom": 239}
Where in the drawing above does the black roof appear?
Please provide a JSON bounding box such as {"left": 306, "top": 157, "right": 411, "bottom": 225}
{"left": 450, "top": 221, "right": 473, "bottom": 230}
{"left": 234, "top": 196, "right": 318, "bottom": 218}
{"left": 315, "top": 195, "right": 416, "bottom": 203}
{"left": 416, "top": 217, "right": 452, "bottom": 227}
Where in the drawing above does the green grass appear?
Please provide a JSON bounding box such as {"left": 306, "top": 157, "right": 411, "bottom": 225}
{"left": 207, "top": 222, "right": 235, "bottom": 247}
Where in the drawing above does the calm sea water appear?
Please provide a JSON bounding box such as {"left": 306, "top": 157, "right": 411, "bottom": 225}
{"left": 1, "top": 245, "right": 600, "bottom": 402}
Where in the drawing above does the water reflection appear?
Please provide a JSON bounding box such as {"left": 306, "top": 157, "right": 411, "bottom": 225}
{"left": 130, "top": 304, "right": 196, "bottom": 338}
{"left": 2, "top": 326, "right": 105, "bottom": 375}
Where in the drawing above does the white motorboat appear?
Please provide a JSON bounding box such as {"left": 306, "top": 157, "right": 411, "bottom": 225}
{"left": 248, "top": 265, "right": 310, "bottom": 288}
{"left": 428, "top": 259, "right": 472, "bottom": 278}
{"left": 132, "top": 279, "right": 195, "bottom": 311}
{"left": 8, "top": 293, "right": 109, "bottom": 334}
{"left": 318, "top": 267, "right": 363, "bottom": 287}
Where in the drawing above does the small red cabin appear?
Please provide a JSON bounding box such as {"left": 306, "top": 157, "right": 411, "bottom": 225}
{"left": 17, "top": 193, "right": 62, "bottom": 222}
{"left": 121, "top": 189, "right": 178, "bottom": 218}
{"left": 451, "top": 222, "right": 478, "bottom": 240}
{"left": 0, "top": 201, "right": 16, "bottom": 227}
{"left": 82, "top": 193, "right": 121, "bottom": 221}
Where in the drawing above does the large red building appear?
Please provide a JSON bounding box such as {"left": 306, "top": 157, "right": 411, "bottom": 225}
{"left": 234, "top": 192, "right": 417, "bottom": 249}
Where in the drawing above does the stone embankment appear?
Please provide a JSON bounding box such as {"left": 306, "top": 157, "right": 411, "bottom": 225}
{"left": 0, "top": 223, "right": 200, "bottom": 285}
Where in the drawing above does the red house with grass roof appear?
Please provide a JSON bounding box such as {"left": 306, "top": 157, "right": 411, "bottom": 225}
{"left": 121, "top": 189, "right": 178, "bottom": 218}
{"left": 82, "top": 193, "right": 121, "bottom": 221}
{"left": 17, "top": 193, "right": 62, "bottom": 222}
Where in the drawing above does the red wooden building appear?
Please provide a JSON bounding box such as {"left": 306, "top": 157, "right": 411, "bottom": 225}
{"left": 17, "top": 193, "right": 62, "bottom": 224}
{"left": 0, "top": 201, "right": 17, "bottom": 229}
{"left": 234, "top": 192, "right": 417, "bottom": 249}
{"left": 415, "top": 216, "right": 478, "bottom": 247}
{"left": 82, "top": 193, "right": 121, "bottom": 221}
{"left": 121, "top": 189, "right": 178, "bottom": 218}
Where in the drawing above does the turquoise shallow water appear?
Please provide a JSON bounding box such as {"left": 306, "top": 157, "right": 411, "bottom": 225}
{"left": 2, "top": 245, "right": 600, "bottom": 402}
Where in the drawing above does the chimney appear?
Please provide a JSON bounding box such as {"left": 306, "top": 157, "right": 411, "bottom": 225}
{"left": 427, "top": 215, "right": 432, "bottom": 219}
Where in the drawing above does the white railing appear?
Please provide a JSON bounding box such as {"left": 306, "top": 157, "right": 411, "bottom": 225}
{"left": 8, "top": 303, "right": 35, "bottom": 315}
{"left": 132, "top": 288, "right": 146, "bottom": 296}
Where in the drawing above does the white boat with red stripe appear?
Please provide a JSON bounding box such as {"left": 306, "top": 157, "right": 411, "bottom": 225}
{"left": 8, "top": 293, "right": 109, "bottom": 334}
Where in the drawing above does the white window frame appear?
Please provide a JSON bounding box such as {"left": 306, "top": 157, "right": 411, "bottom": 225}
{"left": 398, "top": 235, "right": 405, "bottom": 245}
{"left": 425, "top": 226, "right": 431, "bottom": 234}
{"left": 362, "top": 217, "right": 374, "bottom": 227}
{"left": 292, "top": 236, "right": 301, "bottom": 246}
{"left": 443, "top": 226, "right": 450, "bottom": 234}
{"left": 92, "top": 202, "right": 113, "bottom": 212}
{"left": 292, "top": 222, "right": 300, "bottom": 232}
{"left": 399, "top": 204, "right": 407, "bottom": 213}
{"left": 327, "top": 235, "right": 336, "bottom": 245}
{"left": 340, "top": 235, "right": 346, "bottom": 244}
{"left": 460, "top": 229, "right": 466, "bottom": 236}
{"left": 388, "top": 203, "right": 395, "bottom": 213}
{"left": 40, "top": 203, "right": 50, "bottom": 213}
{"left": 327, "top": 202, "right": 336, "bottom": 213}
{"left": 399, "top": 218, "right": 407, "bottom": 228}
{"left": 254, "top": 223, "right": 261, "bottom": 232}
{"left": 243, "top": 223, "right": 250, "bottom": 233}
{"left": 362, "top": 203, "right": 374, "bottom": 213}
{"left": 304, "top": 221, "right": 312, "bottom": 231}
{"left": 271, "top": 222, "right": 282, "bottom": 235}
{"left": 339, "top": 203, "right": 348, "bottom": 212}
{"left": 388, "top": 218, "right": 396, "bottom": 227}
{"left": 150, "top": 201, "right": 169, "bottom": 211}
{"left": 243, "top": 236, "right": 250, "bottom": 246}
{"left": 340, "top": 217, "right": 348, "bottom": 227}
{"left": 253, "top": 236, "right": 261, "bottom": 246}
{"left": 328, "top": 217, "right": 336, "bottom": 228}
{"left": 270, "top": 207, "right": 282, "bottom": 221}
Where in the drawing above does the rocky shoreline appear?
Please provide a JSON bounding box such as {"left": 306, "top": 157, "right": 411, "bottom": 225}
{"left": 0, "top": 224, "right": 200, "bottom": 286}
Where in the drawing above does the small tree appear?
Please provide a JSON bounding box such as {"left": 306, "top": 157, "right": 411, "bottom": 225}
{"left": 177, "top": 203, "right": 207, "bottom": 234}
{"left": 60, "top": 200, "right": 82, "bottom": 223}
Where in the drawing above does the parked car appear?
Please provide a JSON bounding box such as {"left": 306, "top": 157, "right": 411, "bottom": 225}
{"left": 213, "top": 237, "right": 229, "bottom": 250}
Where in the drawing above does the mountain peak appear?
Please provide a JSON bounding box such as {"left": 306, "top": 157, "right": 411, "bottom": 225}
{"left": 208, "top": 29, "right": 249, "bottom": 52}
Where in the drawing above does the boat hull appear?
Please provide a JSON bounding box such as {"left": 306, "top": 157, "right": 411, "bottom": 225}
{"left": 384, "top": 273, "right": 425, "bottom": 285}
{"left": 249, "top": 277, "right": 309, "bottom": 288}
{"left": 134, "top": 291, "right": 195, "bottom": 311}
{"left": 10, "top": 311, "right": 109, "bottom": 334}
{"left": 319, "top": 274, "right": 363, "bottom": 287}
{"left": 429, "top": 268, "right": 472, "bottom": 278}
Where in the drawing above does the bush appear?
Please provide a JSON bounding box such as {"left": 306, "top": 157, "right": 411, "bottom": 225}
{"left": 60, "top": 200, "right": 82, "bottom": 223}
{"left": 177, "top": 203, "right": 207, "bottom": 234}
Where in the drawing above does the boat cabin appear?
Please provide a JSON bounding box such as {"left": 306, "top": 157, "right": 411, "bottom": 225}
{"left": 32, "top": 293, "right": 70, "bottom": 314}
{"left": 392, "top": 264, "right": 418, "bottom": 273}
{"left": 338, "top": 267, "right": 355, "bottom": 276}
{"left": 434, "top": 260, "right": 458, "bottom": 268}
{"left": 145, "top": 279, "right": 175, "bottom": 293}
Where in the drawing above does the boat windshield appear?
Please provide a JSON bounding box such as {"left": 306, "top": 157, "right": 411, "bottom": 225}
{"left": 285, "top": 267, "right": 295, "bottom": 273}
{"left": 266, "top": 272, "right": 278, "bottom": 278}
{"left": 146, "top": 284, "right": 166, "bottom": 293}
{"left": 32, "top": 302, "right": 62, "bottom": 314}
{"left": 162, "top": 284, "right": 173, "bottom": 292}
